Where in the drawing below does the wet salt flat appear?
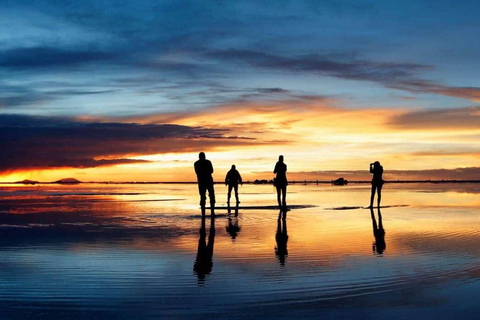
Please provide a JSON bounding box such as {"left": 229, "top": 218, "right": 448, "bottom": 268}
{"left": 1, "top": 183, "right": 480, "bottom": 319}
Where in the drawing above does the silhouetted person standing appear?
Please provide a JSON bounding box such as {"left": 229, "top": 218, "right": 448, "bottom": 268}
{"left": 225, "top": 164, "right": 242, "bottom": 205}
{"left": 194, "top": 211, "right": 215, "bottom": 284}
{"left": 194, "top": 152, "right": 215, "bottom": 215}
{"left": 370, "top": 207, "right": 386, "bottom": 255}
{"left": 274, "top": 155, "right": 287, "bottom": 208}
{"left": 275, "top": 209, "right": 288, "bottom": 266}
{"left": 369, "top": 161, "right": 384, "bottom": 208}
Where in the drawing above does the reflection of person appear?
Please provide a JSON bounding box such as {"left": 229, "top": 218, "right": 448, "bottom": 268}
{"left": 274, "top": 155, "right": 288, "bottom": 208}
{"left": 194, "top": 152, "right": 215, "bottom": 214}
{"left": 370, "top": 207, "right": 386, "bottom": 255}
{"left": 369, "top": 161, "right": 384, "bottom": 208}
{"left": 226, "top": 204, "right": 241, "bottom": 240}
{"left": 275, "top": 209, "right": 288, "bottom": 266}
{"left": 194, "top": 211, "right": 215, "bottom": 284}
{"left": 225, "top": 165, "right": 242, "bottom": 205}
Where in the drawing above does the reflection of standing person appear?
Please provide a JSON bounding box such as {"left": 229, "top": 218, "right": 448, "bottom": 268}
{"left": 370, "top": 207, "right": 386, "bottom": 255}
{"left": 225, "top": 165, "right": 242, "bottom": 205}
{"left": 194, "top": 212, "right": 215, "bottom": 284}
{"left": 275, "top": 209, "right": 288, "bottom": 266}
{"left": 369, "top": 161, "right": 384, "bottom": 208}
{"left": 226, "top": 205, "right": 241, "bottom": 240}
{"left": 194, "top": 152, "right": 215, "bottom": 214}
{"left": 274, "top": 155, "right": 287, "bottom": 208}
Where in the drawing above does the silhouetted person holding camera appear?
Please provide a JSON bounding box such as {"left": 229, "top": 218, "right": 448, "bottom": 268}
{"left": 194, "top": 152, "right": 215, "bottom": 215}
{"left": 225, "top": 164, "right": 242, "bottom": 205}
{"left": 194, "top": 210, "right": 215, "bottom": 284}
{"left": 274, "top": 155, "right": 288, "bottom": 208}
{"left": 370, "top": 207, "right": 386, "bottom": 255}
{"left": 369, "top": 161, "right": 384, "bottom": 208}
{"left": 275, "top": 209, "right": 288, "bottom": 266}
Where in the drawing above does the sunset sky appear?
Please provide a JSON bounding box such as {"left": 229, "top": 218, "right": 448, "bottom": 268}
{"left": 1, "top": 0, "right": 480, "bottom": 182}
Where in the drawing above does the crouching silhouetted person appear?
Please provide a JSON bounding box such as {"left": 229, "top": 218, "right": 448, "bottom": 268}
{"left": 225, "top": 164, "right": 242, "bottom": 205}
{"left": 194, "top": 152, "right": 215, "bottom": 215}
{"left": 274, "top": 155, "right": 288, "bottom": 208}
{"left": 369, "top": 161, "right": 384, "bottom": 208}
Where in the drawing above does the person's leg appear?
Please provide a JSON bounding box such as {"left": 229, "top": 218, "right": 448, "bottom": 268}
{"left": 234, "top": 184, "right": 239, "bottom": 203}
{"left": 208, "top": 183, "right": 216, "bottom": 216}
{"left": 377, "top": 184, "right": 383, "bottom": 207}
{"left": 282, "top": 185, "right": 287, "bottom": 207}
{"left": 227, "top": 184, "right": 233, "bottom": 203}
{"left": 369, "top": 184, "right": 376, "bottom": 208}
{"left": 276, "top": 186, "right": 281, "bottom": 207}
{"left": 199, "top": 184, "right": 207, "bottom": 208}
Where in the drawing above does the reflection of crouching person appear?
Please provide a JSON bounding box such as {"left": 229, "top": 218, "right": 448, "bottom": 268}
{"left": 225, "top": 165, "right": 242, "bottom": 204}
{"left": 194, "top": 152, "right": 216, "bottom": 209}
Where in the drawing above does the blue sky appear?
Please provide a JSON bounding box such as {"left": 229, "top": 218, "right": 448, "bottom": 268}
{"left": 1, "top": 1, "right": 480, "bottom": 180}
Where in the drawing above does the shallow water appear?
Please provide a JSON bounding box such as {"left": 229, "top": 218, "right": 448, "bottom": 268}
{"left": 1, "top": 183, "right": 480, "bottom": 319}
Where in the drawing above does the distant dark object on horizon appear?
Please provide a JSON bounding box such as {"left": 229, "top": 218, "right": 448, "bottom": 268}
{"left": 253, "top": 179, "right": 273, "bottom": 184}
{"left": 15, "top": 179, "right": 38, "bottom": 185}
{"left": 332, "top": 177, "right": 348, "bottom": 186}
{"left": 54, "top": 178, "right": 82, "bottom": 184}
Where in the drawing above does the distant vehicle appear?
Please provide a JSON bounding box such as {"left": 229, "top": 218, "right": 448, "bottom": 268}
{"left": 332, "top": 177, "right": 348, "bottom": 186}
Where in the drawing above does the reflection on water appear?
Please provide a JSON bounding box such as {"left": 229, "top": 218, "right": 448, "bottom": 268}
{"left": 2, "top": 183, "right": 480, "bottom": 319}
{"left": 370, "top": 207, "right": 386, "bottom": 255}
{"left": 194, "top": 209, "right": 215, "bottom": 284}
{"left": 275, "top": 209, "right": 288, "bottom": 266}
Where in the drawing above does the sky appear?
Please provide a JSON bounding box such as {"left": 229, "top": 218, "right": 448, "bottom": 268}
{"left": 1, "top": 0, "right": 480, "bottom": 182}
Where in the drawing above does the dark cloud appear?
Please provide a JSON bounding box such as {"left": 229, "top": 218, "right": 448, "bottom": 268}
{"left": 0, "top": 114, "right": 259, "bottom": 172}
{"left": 389, "top": 106, "right": 480, "bottom": 129}
{"left": 206, "top": 49, "right": 429, "bottom": 83}
{"left": 0, "top": 47, "right": 115, "bottom": 69}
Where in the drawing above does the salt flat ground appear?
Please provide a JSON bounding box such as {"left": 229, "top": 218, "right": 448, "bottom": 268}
{"left": 1, "top": 183, "right": 480, "bottom": 319}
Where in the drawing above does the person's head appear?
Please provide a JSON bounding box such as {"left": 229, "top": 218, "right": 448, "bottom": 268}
{"left": 199, "top": 152, "right": 206, "bottom": 160}
{"left": 279, "top": 155, "right": 284, "bottom": 162}
{"left": 231, "top": 164, "right": 236, "bottom": 170}
{"left": 374, "top": 161, "right": 380, "bottom": 168}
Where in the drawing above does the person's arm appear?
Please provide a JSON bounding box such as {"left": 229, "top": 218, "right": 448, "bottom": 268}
{"left": 285, "top": 164, "right": 287, "bottom": 172}
{"left": 208, "top": 161, "right": 214, "bottom": 174}
{"left": 274, "top": 162, "right": 278, "bottom": 174}
{"left": 238, "top": 172, "right": 243, "bottom": 185}
{"left": 370, "top": 164, "right": 374, "bottom": 174}
{"left": 225, "top": 172, "right": 229, "bottom": 185}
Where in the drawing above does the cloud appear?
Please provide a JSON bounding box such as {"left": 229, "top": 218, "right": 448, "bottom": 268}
{"left": 0, "top": 47, "right": 115, "bottom": 69}
{"left": 0, "top": 114, "right": 261, "bottom": 172}
{"left": 389, "top": 106, "right": 480, "bottom": 130}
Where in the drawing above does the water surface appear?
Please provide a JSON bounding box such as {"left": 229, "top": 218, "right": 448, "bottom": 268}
{"left": 1, "top": 183, "right": 480, "bottom": 319}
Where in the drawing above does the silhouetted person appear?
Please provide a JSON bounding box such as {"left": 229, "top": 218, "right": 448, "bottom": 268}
{"left": 226, "top": 204, "right": 241, "bottom": 241}
{"left": 194, "top": 208, "right": 215, "bottom": 284}
{"left": 370, "top": 207, "right": 386, "bottom": 254}
{"left": 225, "top": 164, "right": 242, "bottom": 205}
{"left": 369, "top": 161, "right": 384, "bottom": 208}
{"left": 274, "top": 155, "right": 288, "bottom": 208}
{"left": 275, "top": 209, "right": 288, "bottom": 266}
{"left": 194, "top": 152, "right": 215, "bottom": 215}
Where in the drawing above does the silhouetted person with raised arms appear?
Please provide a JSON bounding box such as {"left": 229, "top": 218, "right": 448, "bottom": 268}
{"left": 369, "top": 161, "right": 384, "bottom": 208}
{"left": 194, "top": 209, "right": 215, "bottom": 284}
{"left": 194, "top": 152, "right": 215, "bottom": 215}
{"left": 370, "top": 207, "right": 386, "bottom": 255}
{"left": 226, "top": 204, "right": 241, "bottom": 241}
{"left": 225, "top": 164, "right": 242, "bottom": 205}
{"left": 275, "top": 209, "right": 288, "bottom": 266}
{"left": 274, "top": 155, "right": 288, "bottom": 208}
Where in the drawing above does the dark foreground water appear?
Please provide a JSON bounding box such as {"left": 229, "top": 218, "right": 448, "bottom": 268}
{"left": 1, "top": 183, "right": 480, "bottom": 319}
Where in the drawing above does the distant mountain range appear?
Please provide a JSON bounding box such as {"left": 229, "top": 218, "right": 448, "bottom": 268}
{"left": 15, "top": 179, "right": 39, "bottom": 185}
{"left": 54, "top": 178, "right": 82, "bottom": 184}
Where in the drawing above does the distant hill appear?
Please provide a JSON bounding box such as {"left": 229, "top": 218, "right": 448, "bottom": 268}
{"left": 15, "top": 179, "right": 39, "bottom": 185}
{"left": 54, "top": 178, "right": 82, "bottom": 184}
